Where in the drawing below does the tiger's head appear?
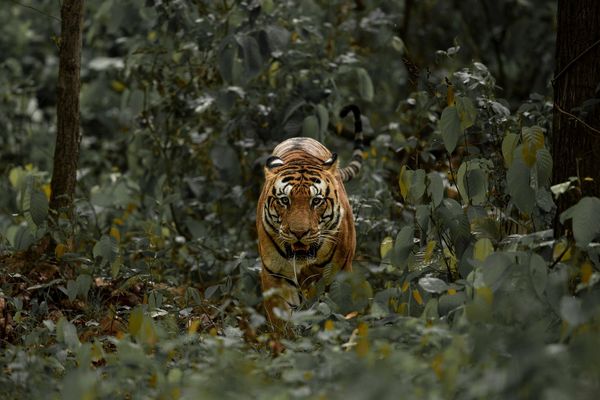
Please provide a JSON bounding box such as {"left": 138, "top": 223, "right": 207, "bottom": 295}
{"left": 262, "top": 152, "right": 342, "bottom": 260}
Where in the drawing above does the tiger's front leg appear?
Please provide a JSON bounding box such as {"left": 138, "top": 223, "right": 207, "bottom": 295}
{"left": 260, "top": 267, "right": 300, "bottom": 338}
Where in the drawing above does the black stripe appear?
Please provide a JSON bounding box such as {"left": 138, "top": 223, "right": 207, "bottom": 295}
{"left": 262, "top": 220, "right": 288, "bottom": 260}
{"left": 314, "top": 246, "right": 337, "bottom": 269}
{"left": 262, "top": 265, "right": 299, "bottom": 287}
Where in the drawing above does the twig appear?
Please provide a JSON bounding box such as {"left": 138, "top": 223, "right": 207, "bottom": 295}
{"left": 549, "top": 241, "right": 571, "bottom": 269}
{"left": 554, "top": 102, "right": 600, "bottom": 137}
{"left": 10, "top": 0, "right": 61, "bottom": 22}
{"left": 552, "top": 37, "right": 600, "bottom": 85}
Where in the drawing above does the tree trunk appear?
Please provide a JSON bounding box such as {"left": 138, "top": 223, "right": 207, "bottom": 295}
{"left": 552, "top": 0, "right": 600, "bottom": 235}
{"left": 49, "top": 0, "right": 84, "bottom": 216}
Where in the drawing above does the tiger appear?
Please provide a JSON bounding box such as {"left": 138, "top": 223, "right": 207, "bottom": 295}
{"left": 256, "top": 105, "right": 364, "bottom": 335}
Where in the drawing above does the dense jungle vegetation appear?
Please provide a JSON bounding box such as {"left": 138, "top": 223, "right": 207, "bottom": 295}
{"left": 1, "top": 1, "right": 600, "bottom": 398}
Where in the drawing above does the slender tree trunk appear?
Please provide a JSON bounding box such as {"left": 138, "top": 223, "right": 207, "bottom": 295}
{"left": 49, "top": 0, "right": 84, "bottom": 216}
{"left": 552, "top": 0, "right": 600, "bottom": 235}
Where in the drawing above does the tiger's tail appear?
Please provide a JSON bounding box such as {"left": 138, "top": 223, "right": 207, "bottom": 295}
{"left": 338, "top": 104, "right": 364, "bottom": 182}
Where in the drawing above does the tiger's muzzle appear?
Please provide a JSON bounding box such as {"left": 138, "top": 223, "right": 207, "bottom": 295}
{"left": 285, "top": 241, "right": 320, "bottom": 260}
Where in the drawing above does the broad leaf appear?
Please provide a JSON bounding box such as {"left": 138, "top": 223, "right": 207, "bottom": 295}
{"left": 507, "top": 158, "right": 535, "bottom": 214}
{"left": 356, "top": 68, "right": 374, "bottom": 101}
{"left": 439, "top": 105, "right": 461, "bottom": 153}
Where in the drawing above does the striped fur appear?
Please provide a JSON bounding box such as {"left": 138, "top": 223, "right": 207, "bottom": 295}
{"left": 257, "top": 105, "right": 363, "bottom": 335}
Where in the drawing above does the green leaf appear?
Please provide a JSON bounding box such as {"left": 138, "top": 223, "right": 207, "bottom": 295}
{"left": 57, "top": 318, "right": 80, "bottom": 350}
{"left": 6, "top": 225, "right": 32, "bottom": 250}
{"left": 66, "top": 280, "right": 77, "bottom": 301}
{"left": 237, "top": 34, "right": 263, "bottom": 81}
{"left": 439, "top": 105, "right": 461, "bottom": 153}
{"left": 427, "top": 172, "right": 444, "bottom": 207}
{"left": 507, "top": 158, "right": 535, "bottom": 214}
{"left": 356, "top": 67, "right": 374, "bottom": 101}
{"left": 93, "top": 235, "right": 119, "bottom": 265}
{"left": 218, "top": 35, "right": 239, "bottom": 83}
{"left": 502, "top": 133, "right": 519, "bottom": 167}
{"left": 392, "top": 225, "right": 414, "bottom": 271}
{"left": 560, "top": 296, "right": 585, "bottom": 326}
{"left": 529, "top": 253, "right": 547, "bottom": 299}
{"left": 410, "top": 169, "right": 427, "bottom": 203}
{"left": 455, "top": 96, "right": 477, "bottom": 130}
{"left": 482, "top": 252, "right": 512, "bottom": 290}
{"left": 418, "top": 276, "right": 449, "bottom": 293}
{"left": 438, "top": 291, "right": 467, "bottom": 316}
{"left": 302, "top": 115, "right": 320, "bottom": 139}
{"left": 535, "top": 148, "right": 553, "bottom": 187}
{"left": 29, "top": 190, "right": 48, "bottom": 227}
{"left": 315, "top": 104, "right": 329, "bottom": 136}
{"left": 76, "top": 274, "right": 92, "bottom": 300}
{"left": 560, "top": 197, "right": 600, "bottom": 247}
{"left": 457, "top": 161, "right": 488, "bottom": 205}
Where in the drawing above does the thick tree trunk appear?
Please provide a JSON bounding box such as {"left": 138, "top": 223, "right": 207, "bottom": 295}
{"left": 552, "top": 0, "right": 600, "bottom": 235}
{"left": 49, "top": 0, "right": 84, "bottom": 216}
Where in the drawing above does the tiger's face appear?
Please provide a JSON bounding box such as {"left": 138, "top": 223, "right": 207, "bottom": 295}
{"left": 263, "top": 161, "right": 343, "bottom": 261}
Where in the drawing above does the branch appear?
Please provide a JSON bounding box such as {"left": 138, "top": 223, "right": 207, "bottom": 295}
{"left": 554, "top": 102, "right": 600, "bottom": 137}
{"left": 552, "top": 37, "right": 600, "bottom": 85}
{"left": 10, "top": 0, "right": 61, "bottom": 22}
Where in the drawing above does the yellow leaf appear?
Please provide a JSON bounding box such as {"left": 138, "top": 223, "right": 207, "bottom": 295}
{"left": 113, "top": 217, "right": 125, "bottom": 226}
{"left": 268, "top": 61, "right": 281, "bottom": 87}
{"left": 140, "top": 315, "right": 157, "bottom": 345}
{"left": 355, "top": 322, "right": 369, "bottom": 357}
{"left": 8, "top": 167, "right": 25, "bottom": 188}
{"left": 399, "top": 165, "right": 410, "bottom": 200}
{"left": 473, "top": 238, "right": 494, "bottom": 262}
{"left": 147, "top": 31, "right": 157, "bottom": 42}
{"left": 553, "top": 241, "right": 572, "bottom": 262}
{"left": 447, "top": 85, "right": 455, "bottom": 106}
{"left": 55, "top": 243, "right": 66, "bottom": 259}
{"left": 581, "top": 261, "right": 593, "bottom": 284}
{"left": 110, "top": 227, "right": 121, "bottom": 242}
{"left": 397, "top": 302, "right": 407, "bottom": 315}
{"left": 447, "top": 288, "right": 457, "bottom": 295}
{"left": 149, "top": 373, "right": 158, "bottom": 388}
{"left": 412, "top": 289, "right": 424, "bottom": 305}
{"left": 188, "top": 319, "right": 201, "bottom": 335}
{"left": 380, "top": 236, "right": 393, "bottom": 259}
{"left": 521, "top": 142, "right": 537, "bottom": 167}
{"left": 111, "top": 80, "right": 126, "bottom": 93}
{"left": 128, "top": 307, "right": 143, "bottom": 336}
{"left": 324, "top": 320, "right": 335, "bottom": 331}
{"left": 401, "top": 280, "right": 410, "bottom": 293}
{"left": 291, "top": 31, "right": 299, "bottom": 43}
{"left": 42, "top": 184, "right": 51, "bottom": 200}
{"left": 424, "top": 240, "right": 437, "bottom": 262}
{"left": 209, "top": 327, "right": 218, "bottom": 336}
{"left": 475, "top": 286, "right": 493, "bottom": 304}
{"left": 431, "top": 353, "right": 444, "bottom": 379}
{"left": 344, "top": 311, "right": 358, "bottom": 320}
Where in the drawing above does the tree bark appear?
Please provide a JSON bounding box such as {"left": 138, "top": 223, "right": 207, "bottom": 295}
{"left": 49, "top": 0, "right": 84, "bottom": 216}
{"left": 552, "top": 0, "right": 600, "bottom": 235}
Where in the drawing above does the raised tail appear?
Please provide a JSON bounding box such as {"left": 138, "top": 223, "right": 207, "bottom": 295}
{"left": 338, "top": 104, "right": 364, "bottom": 182}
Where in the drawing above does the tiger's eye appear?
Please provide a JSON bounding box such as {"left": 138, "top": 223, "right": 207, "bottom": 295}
{"left": 311, "top": 197, "right": 323, "bottom": 207}
{"left": 278, "top": 197, "right": 290, "bottom": 206}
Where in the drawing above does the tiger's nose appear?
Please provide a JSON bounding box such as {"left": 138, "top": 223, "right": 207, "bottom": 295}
{"left": 291, "top": 229, "right": 309, "bottom": 240}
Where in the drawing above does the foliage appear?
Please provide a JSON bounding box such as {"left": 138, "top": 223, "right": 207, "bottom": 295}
{"left": 1, "top": 0, "right": 600, "bottom": 399}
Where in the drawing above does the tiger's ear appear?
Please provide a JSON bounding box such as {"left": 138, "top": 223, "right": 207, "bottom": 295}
{"left": 322, "top": 153, "right": 338, "bottom": 170}
{"left": 266, "top": 156, "right": 284, "bottom": 170}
